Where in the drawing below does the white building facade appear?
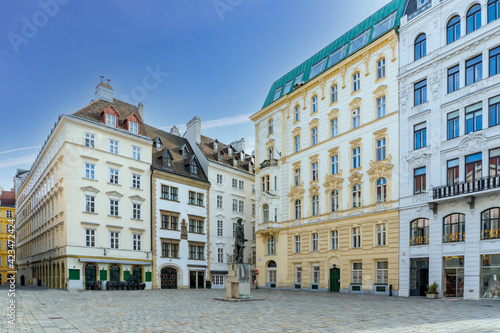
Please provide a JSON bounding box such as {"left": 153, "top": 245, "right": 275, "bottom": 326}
{"left": 398, "top": 0, "right": 500, "bottom": 299}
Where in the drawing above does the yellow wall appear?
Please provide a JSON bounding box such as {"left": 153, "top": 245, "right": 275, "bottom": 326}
{"left": 0, "top": 205, "right": 16, "bottom": 285}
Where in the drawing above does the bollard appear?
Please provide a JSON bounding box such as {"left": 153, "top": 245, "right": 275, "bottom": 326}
{"left": 389, "top": 284, "right": 393, "bottom": 296}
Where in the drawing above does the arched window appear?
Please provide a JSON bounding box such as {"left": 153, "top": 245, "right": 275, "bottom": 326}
{"left": 294, "top": 199, "right": 302, "bottom": 219}
{"left": 481, "top": 208, "right": 500, "bottom": 239}
{"left": 447, "top": 16, "right": 461, "bottom": 44}
{"left": 330, "top": 190, "right": 339, "bottom": 212}
{"left": 267, "top": 237, "right": 276, "bottom": 255}
{"left": 467, "top": 4, "right": 481, "bottom": 34}
{"left": 443, "top": 213, "right": 466, "bottom": 242}
{"left": 267, "top": 260, "right": 277, "bottom": 284}
{"left": 376, "top": 178, "right": 387, "bottom": 203}
{"left": 414, "top": 34, "right": 426, "bottom": 60}
{"left": 262, "top": 204, "right": 269, "bottom": 223}
{"left": 352, "top": 184, "right": 361, "bottom": 208}
{"left": 488, "top": 0, "right": 500, "bottom": 23}
{"left": 311, "top": 195, "right": 319, "bottom": 216}
{"left": 410, "top": 218, "right": 429, "bottom": 245}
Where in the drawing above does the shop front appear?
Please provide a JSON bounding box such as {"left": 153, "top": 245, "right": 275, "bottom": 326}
{"left": 443, "top": 256, "right": 464, "bottom": 297}
{"left": 481, "top": 254, "right": 500, "bottom": 299}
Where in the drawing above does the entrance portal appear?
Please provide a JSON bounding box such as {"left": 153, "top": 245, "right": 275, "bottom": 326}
{"left": 161, "top": 267, "right": 177, "bottom": 289}
{"left": 410, "top": 258, "right": 429, "bottom": 296}
{"left": 329, "top": 268, "right": 340, "bottom": 292}
{"left": 85, "top": 264, "right": 97, "bottom": 290}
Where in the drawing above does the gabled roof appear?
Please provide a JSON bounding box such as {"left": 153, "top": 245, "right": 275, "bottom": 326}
{"left": 198, "top": 135, "right": 254, "bottom": 174}
{"left": 261, "top": 0, "right": 406, "bottom": 110}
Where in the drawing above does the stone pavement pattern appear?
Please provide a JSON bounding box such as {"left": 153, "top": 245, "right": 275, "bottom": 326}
{"left": 1, "top": 287, "right": 500, "bottom": 332}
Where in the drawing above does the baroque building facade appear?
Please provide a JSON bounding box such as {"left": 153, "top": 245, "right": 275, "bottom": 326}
{"left": 251, "top": 0, "right": 405, "bottom": 294}
{"left": 15, "top": 82, "right": 154, "bottom": 290}
{"left": 185, "top": 117, "right": 256, "bottom": 289}
{"left": 0, "top": 190, "right": 15, "bottom": 285}
{"left": 398, "top": 0, "right": 500, "bottom": 299}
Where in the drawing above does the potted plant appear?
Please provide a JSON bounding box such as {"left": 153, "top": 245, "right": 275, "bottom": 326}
{"left": 425, "top": 282, "right": 439, "bottom": 299}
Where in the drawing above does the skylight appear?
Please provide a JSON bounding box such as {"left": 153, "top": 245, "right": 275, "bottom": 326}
{"left": 310, "top": 57, "right": 327, "bottom": 78}
{"left": 273, "top": 86, "right": 282, "bottom": 101}
{"left": 294, "top": 73, "right": 304, "bottom": 86}
{"left": 349, "top": 29, "right": 371, "bottom": 55}
{"left": 284, "top": 80, "right": 293, "bottom": 94}
{"left": 328, "top": 44, "right": 347, "bottom": 67}
{"left": 372, "top": 12, "right": 397, "bottom": 40}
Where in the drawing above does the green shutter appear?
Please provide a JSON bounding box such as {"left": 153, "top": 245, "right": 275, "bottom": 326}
{"left": 69, "top": 269, "right": 80, "bottom": 280}
{"left": 124, "top": 270, "right": 131, "bottom": 281}
{"left": 145, "top": 272, "right": 152, "bottom": 282}
{"left": 100, "top": 270, "right": 107, "bottom": 281}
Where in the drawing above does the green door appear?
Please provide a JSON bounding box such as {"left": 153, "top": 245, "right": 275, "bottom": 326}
{"left": 330, "top": 268, "right": 340, "bottom": 292}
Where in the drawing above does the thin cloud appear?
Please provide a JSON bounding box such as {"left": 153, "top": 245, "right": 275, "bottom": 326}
{"left": 0, "top": 146, "right": 41, "bottom": 155}
{"left": 0, "top": 154, "right": 37, "bottom": 169}
{"left": 159, "top": 113, "right": 252, "bottom": 132}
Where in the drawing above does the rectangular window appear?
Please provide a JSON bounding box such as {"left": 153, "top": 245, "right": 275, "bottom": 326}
{"left": 331, "top": 230, "right": 338, "bottom": 250}
{"left": 329, "top": 118, "right": 338, "bottom": 138}
{"left": 489, "top": 95, "right": 500, "bottom": 127}
{"left": 311, "top": 127, "right": 318, "bottom": 145}
{"left": 466, "top": 152, "right": 482, "bottom": 182}
{"left": 217, "top": 195, "right": 223, "bottom": 208}
{"left": 490, "top": 148, "right": 500, "bottom": 177}
{"left": 273, "top": 87, "right": 282, "bottom": 101}
{"left": 106, "top": 114, "right": 117, "bottom": 127}
{"left": 217, "top": 248, "right": 224, "bottom": 263}
{"left": 284, "top": 80, "right": 293, "bottom": 94}
{"left": 238, "top": 200, "right": 244, "bottom": 213}
{"left": 129, "top": 121, "right": 139, "bottom": 134}
{"left": 132, "top": 203, "right": 141, "bottom": 220}
{"left": 331, "top": 85, "right": 338, "bottom": 104}
{"left": 252, "top": 204, "right": 256, "bottom": 216}
{"left": 294, "top": 169, "right": 301, "bottom": 186}
{"left": 490, "top": 46, "right": 500, "bottom": 76}
{"left": 110, "top": 231, "right": 119, "bottom": 249}
{"left": 132, "top": 146, "right": 141, "bottom": 160}
{"left": 294, "top": 135, "right": 300, "bottom": 153}
{"left": 132, "top": 234, "right": 142, "bottom": 251}
{"left": 349, "top": 29, "right": 370, "bottom": 55}
{"left": 189, "top": 219, "right": 196, "bottom": 233}
{"left": 352, "top": 108, "right": 360, "bottom": 129}
{"left": 85, "top": 133, "right": 95, "bottom": 148}
{"left": 161, "top": 185, "right": 169, "bottom": 199}
{"left": 312, "top": 96, "right": 318, "bottom": 113}
{"left": 232, "top": 199, "right": 238, "bottom": 212}
{"left": 377, "top": 58, "right": 386, "bottom": 79}
{"left": 197, "top": 193, "right": 204, "bottom": 206}
{"left": 84, "top": 163, "right": 95, "bottom": 180}
{"left": 6, "top": 210, "right": 13, "bottom": 219}
{"left": 448, "top": 65, "right": 460, "bottom": 93}
{"left": 447, "top": 159, "right": 460, "bottom": 185}
{"left": 353, "top": 72, "right": 360, "bottom": 92}
{"left": 372, "top": 11, "right": 397, "bottom": 39}
{"left": 447, "top": 111, "right": 460, "bottom": 139}
{"left": 377, "top": 96, "right": 386, "bottom": 118}
{"left": 352, "top": 227, "right": 361, "bottom": 248}
{"left": 132, "top": 174, "right": 141, "bottom": 189}
{"left": 109, "top": 139, "right": 119, "bottom": 154}
{"left": 197, "top": 220, "right": 204, "bottom": 234}
{"left": 465, "top": 102, "right": 483, "bottom": 134}
{"left": 232, "top": 178, "right": 238, "bottom": 188}
{"left": 376, "top": 138, "right": 386, "bottom": 161}
{"left": 331, "top": 155, "right": 338, "bottom": 175}
{"left": 189, "top": 245, "right": 196, "bottom": 259}
{"left": 217, "top": 220, "right": 223, "bottom": 236}
{"left": 311, "top": 57, "right": 327, "bottom": 78}
{"left": 328, "top": 44, "right": 347, "bottom": 67}
{"left": 414, "top": 123, "right": 427, "bottom": 149}
{"left": 312, "top": 162, "right": 319, "bottom": 181}
{"left": 85, "top": 195, "right": 95, "bottom": 213}
{"left": 311, "top": 233, "right": 318, "bottom": 252}
{"left": 352, "top": 262, "right": 362, "bottom": 284}
{"left": 170, "top": 187, "right": 178, "bottom": 201}
{"left": 414, "top": 79, "right": 427, "bottom": 106}
{"left": 376, "top": 261, "right": 388, "bottom": 284}
{"left": 312, "top": 266, "right": 320, "bottom": 284}
{"left": 189, "top": 191, "right": 196, "bottom": 205}
{"left": 414, "top": 167, "right": 426, "bottom": 194}
{"left": 466, "top": 55, "right": 483, "bottom": 85}
{"left": 109, "top": 168, "right": 119, "bottom": 184}
{"left": 161, "top": 242, "right": 179, "bottom": 258}
{"left": 294, "top": 235, "right": 301, "bottom": 253}
{"left": 295, "top": 105, "right": 300, "bottom": 122}
{"left": 295, "top": 266, "right": 302, "bottom": 284}
{"left": 376, "top": 224, "right": 386, "bottom": 246}
{"left": 295, "top": 73, "right": 304, "bottom": 86}
{"left": 85, "top": 229, "right": 95, "bottom": 247}
{"left": 352, "top": 147, "right": 361, "bottom": 169}
{"left": 238, "top": 180, "right": 244, "bottom": 190}
{"left": 216, "top": 174, "right": 223, "bottom": 184}
{"left": 109, "top": 199, "right": 119, "bottom": 216}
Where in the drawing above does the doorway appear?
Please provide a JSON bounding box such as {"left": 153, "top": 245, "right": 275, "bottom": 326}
{"left": 410, "top": 258, "right": 429, "bottom": 296}
{"left": 133, "top": 266, "right": 142, "bottom": 282}
{"left": 161, "top": 267, "right": 177, "bottom": 289}
{"left": 85, "top": 264, "right": 97, "bottom": 290}
{"left": 110, "top": 265, "right": 120, "bottom": 282}
{"left": 443, "top": 256, "right": 464, "bottom": 297}
{"left": 329, "top": 268, "right": 340, "bottom": 292}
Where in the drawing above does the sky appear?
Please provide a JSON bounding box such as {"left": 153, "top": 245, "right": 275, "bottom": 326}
{"left": 0, "top": 0, "right": 391, "bottom": 191}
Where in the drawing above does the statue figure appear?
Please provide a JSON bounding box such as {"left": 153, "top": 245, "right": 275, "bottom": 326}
{"left": 234, "top": 218, "right": 247, "bottom": 264}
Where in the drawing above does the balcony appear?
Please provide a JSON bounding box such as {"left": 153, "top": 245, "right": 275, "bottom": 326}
{"left": 433, "top": 175, "right": 500, "bottom": 199}
{"left": 260, "top": 159, "right": 278, "bottom": 170}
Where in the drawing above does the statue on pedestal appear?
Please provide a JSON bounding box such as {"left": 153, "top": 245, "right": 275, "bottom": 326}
{"left": 235, "top": 218, "right": 247, "bottom": 264}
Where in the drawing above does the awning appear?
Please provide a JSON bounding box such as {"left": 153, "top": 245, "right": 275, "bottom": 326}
{"left": 79, "top": 258, "right": 152, "bottom": 265}
{"left": 210, "top": 270, "right": 228, "bottom": 275}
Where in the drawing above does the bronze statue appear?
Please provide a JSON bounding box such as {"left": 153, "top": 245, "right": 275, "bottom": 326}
{"left": 235, "top": 218, "right": 247, "bottom": 263}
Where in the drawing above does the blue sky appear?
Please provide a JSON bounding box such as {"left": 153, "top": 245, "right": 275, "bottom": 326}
{"left": 0, "top": 0, "right": 391, "bottom": 190}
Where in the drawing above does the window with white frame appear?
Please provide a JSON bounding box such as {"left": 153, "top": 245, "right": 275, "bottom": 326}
{"left": 216, "top": 174, "right": 223, "bottom": 184}
{"left": 331, "top": 230, "right": 338, "bottom": 250}
{"left": 106, "top": 114, "right": 117, "bottom": 127}
{"left": 109, "top": 199, "right": 119, "bottom": 216}
{"left": 312, "top": 162, "right": 319, "bottom": 181}
{"left": 238, "top": 180, "right": 244, "bottom": 190}
{"left": 132, "top": 203, "right": 141, "bottom": 220}
{"left": 312, "top": 266, "right": 320, "bottom": 284}
{"left": 311, "top": 195, "right": 319, "bottom": 216}
{"left": 352, "top": 184, "right": 361, "bottom": 208}
{"left": 232, "top": 178, "right": 238, "bottom": 188}
{"left": 129, "top": 121, "right": 139, "bottom": 134}
{"left": 294, "top": 169, "right": 301, "bottom": 186}
{"left": 353, "top": 72, "right": 360, "bottom": 92}
{"left": 376, "top": 261, "right": 388, "bottom": 284}
{"left": 312, "top": 96, "right": 318, "bottom": 113}
{"left": 132, "top": 234, "right": 142, "bottom": 251}
{"left": 294, "top": 235, "right": 301, "bottom": 253}
{"left": 85, "top": 229, "right": 96, "bottom": 247}
{"left": 110, "top": 231, "right": 120, "bottom": 249}
{"left": 294, "top": 135, "right": 300, "bottom": 153}
{"left": 331, "top": 155, "right": 338, "bottom": 175}
{"left": 376, "top": 178, "right": 387, "bottom": 203}
{"left": 232, "top": 199, "right": 238, "bottom": 212}
{"left": 295, "top": 105, "right": 300, "bottom": 122}
{"left": 295, "top": 265, "right": 302, "bottom": 284}
{"left": 132, "top": 174, "right": 141, "bottom": 189}
{"left": 294, "top": 199, "right": 301, "bottom": 219}
{"left": 376, "top": 138, "right": 386, "bottom": 161}
{"left": 330, "top": 190, "right": 339, "bottom": 212}
{"left": 268, "top": 147, "right": 274, "bottom": 160}
{"left": 377, "top": 96, "right": 386, "bottom": 118}
{"left": 85, "top": 133, "right": 95, "bottom": 148}
{"left": 376, "top": 224, "right": 386, "bottom": 246}
{"left": 85, "top": 163, "right": 95, "bottom": 180}
{"left": 311, "top": 127, "right": 318, "bottom": 145}
{"left": 109, "top": 168, "right": 119, "bottom": 184}
{"left": 217, "top": 220, "right": 223, "bottom": 236}
{"left": 352, "top": 108, "right": 360, "bottom": 129}
{"left": 352, "top": 262, "right": 362, "bottom": 284}
{"left": 109, "top": 139, "right": 119, "bottom": 154}
{"left": 331, "top": 118, "right": 338, "bottom": 138}
{"left": 268, "top": 119, "right": 274, "bottom": 135}
{"left": 132, "top": 146, "right": 141, "bottom": 160}
{"left": 6, "top": 210, "right": 12, "bottom": 219}
{"left": 352, "top": 147, "right": 361, "bottom": 169}
{"left": 239, "top": 200, "right": 244, "bottom": 213}
{"left": 267, "top": 236, "right": 276, "bottom": 255}
{"left": 85, "top": 195, "right": 95, "bottom": 213}
{"left": 331, "top": 85, "right": 338, "bottom": 103}
{"left": 263, "top": 204, "right": 269, "bottom": 223}
{"left": 377, "top": 58, "right": 386, "bottom": 79}
{"left": 217, "top": 195, "right": 223, "bottom": 209}
{"left": 218, "top": 248, "right": 224, "bottom": 263}
{"left": 311, "top": 233, "right": 319, "bottom": 251}
{"left": 352, "top": 227, "right": 361, "bottom": 248}
{"left": 268, "top": 261, "right": 277, "bottom": 283}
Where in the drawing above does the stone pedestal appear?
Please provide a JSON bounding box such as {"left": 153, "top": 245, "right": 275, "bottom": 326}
{"left": 226, "top": 263, "right": 251, "bottom": 299}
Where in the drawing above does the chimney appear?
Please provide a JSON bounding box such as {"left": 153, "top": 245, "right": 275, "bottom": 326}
{"left": 94, "top": 76, "right": 113, "bottom": 102}
{"left": 170, "top": 126, "right": 180, "bottom": 136}
{"left": 186, "top": 116, "right": 201, "bottom": 144}
{"left": 137, "top": 102, "right": 144, "bottom": 120}
{"left": 230, "top": 138, "right": 245, "bottom": 153}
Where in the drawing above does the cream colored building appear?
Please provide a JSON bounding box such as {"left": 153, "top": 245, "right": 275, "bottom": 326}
{"left": 15, "top": 82, "right": 153, "bottom": 290}
{"left": 251, "top": 0, "right": 405, "bottom": 294}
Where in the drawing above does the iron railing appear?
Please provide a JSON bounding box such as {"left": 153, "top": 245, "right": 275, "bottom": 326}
{"left": 433, "top": 175, "right": 500, "bottom": 199}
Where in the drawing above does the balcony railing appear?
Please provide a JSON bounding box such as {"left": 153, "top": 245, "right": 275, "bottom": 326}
{"left": 260, "top": 159, "right": 278, "bottom": 170}
{"left": 433, "top": 175, "right": 500, "bottom": 199}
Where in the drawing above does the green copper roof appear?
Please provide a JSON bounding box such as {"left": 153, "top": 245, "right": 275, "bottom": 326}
{"left": 261, "top": 0, "right": 406, "bottom": 110}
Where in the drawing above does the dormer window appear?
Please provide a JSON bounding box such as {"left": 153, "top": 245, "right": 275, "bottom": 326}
{"left": 165, "top": 157, "right": 172, "bottom": 167}
{"left": 233, "top": 159, "right": 238, "bottom": 167}
{"left": 106, "top": 114, "right": 117, "bottom": 127}
{"left": 228, "top": 147, "right": 232, "bottom": 155}
{"left": 219, "top": 152, "right": 224, "bottom": 161}
{"left": 130, "top": 121, "right": 139, "bottom": 134}
{"left": 214, "top": 141, "right": 218, "bottom": 150}
{"left": 190, "top": 160, "right": 198, "bottom": 174}
{"left": 155, "top": 141, "right": 162, "bottom": 149}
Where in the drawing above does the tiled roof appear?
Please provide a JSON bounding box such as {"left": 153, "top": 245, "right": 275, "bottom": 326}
{"left": 198, "top": 135, "right": 254, "bottom": 174}
{"left": 0, "top": 190, "right": 15, "bottom": 206}
{"left": 261, "top": 0, "right": 406, "bottom": 110}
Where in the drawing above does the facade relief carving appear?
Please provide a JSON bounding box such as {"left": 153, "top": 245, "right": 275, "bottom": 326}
{"left": 459, "top": 132, "right": 486, "bottom": 153}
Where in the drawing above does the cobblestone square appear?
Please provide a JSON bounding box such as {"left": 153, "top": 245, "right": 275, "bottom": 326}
{"left": 2, "top": 287, "right": 500, "bottom": 332}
